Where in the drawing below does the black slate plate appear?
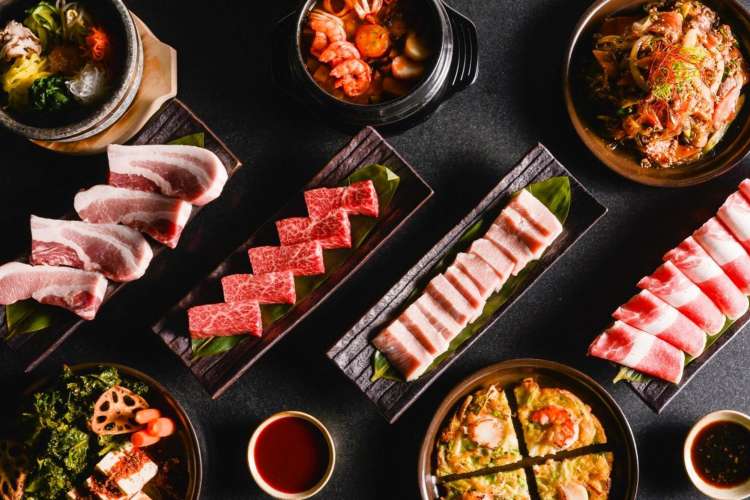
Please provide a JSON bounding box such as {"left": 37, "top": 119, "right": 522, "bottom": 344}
{"left": 0, "top": 99, "right": 242, "bottom": 372}
{"left": 327, "top": 144, "right": 608, "bottom": 423}
{"left": 152, "top": 127, "right": 434, "bottom": 399}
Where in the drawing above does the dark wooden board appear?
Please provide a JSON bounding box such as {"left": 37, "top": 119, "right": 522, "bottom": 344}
{"left": 0, "top": 99, "right": 242, "bottom": 372}
{"left": 327, "top": 144, "right": 608, "bottom": 423}
{"left": 152, "top": 127, "right": 434, "bottom": 399}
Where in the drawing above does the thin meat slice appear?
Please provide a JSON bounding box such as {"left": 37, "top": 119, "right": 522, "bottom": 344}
{"left": 30, "top": 215, "right": 153, "bottom": 282}
{"left": 484, "top": 222, "right": 534, "bottom": 275}
{"left": 454, "top": 252, "right": 502, "bottom": 297}
{"left": 509, "top": 189, "right": 563, "bottom": 239}
{"left": 665, "top": 237, "right": 748, "bottom": 320}
{"left": 426, "top": 274, "right": 481, "bottom": 326}
{"left": 739, "top": 179, "right": 750, "bottom": 203}
{"left": 248, "top": 241, "right": 324, "bottom": 276}
{"left": 0, "top": 262, "right": 107, "bottom": 320}
{"left": 495, "top": 208, "right": 548, "bottom": 258}
{"left": 275, "top": 209, "right": 352, "bottom": 249}
{"left": 304, "top": 180, "right": 379, "bottom": 219}
{"left": 694, "top": 217, "right": 750, "bottom": 294}
{"left": 637, "top": 261, "right": 725, "bottom": 335}
{"left": 416, "top": 294, "right": 463, "bottom": 340}
{"left": 399, "top": 303, "right": 448, "bottom": 355}
{"left": 445, "top": 265, "right": 488, "bottom": 307}
{"left": 107, "top": 144, "right": 228, "bottom": 206}
{"left": 468, "top": 239, "right": 514, "bottom": 286}
{"left": 188, "top": 301, "right": 262, "bottom": 338}
{"left": 221, "top": 272, "right": 296, "bottom": 304}
{"left": 718, "top": 191, "right": 750, "bottom": 252}
{"left": 612, "top": 289, "right": 706, "bottom": 356}
{"left": 74, "top": 185, "right": 192, "bottom": 249}
{"left": 589, "top": 320, "right": 684, "bottom": 384}
{"left": 372, "top": 320, "right": 432, "bottom": 381}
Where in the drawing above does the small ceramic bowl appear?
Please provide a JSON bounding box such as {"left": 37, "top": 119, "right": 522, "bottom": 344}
{"left": 247, "top": 411, "right": 335, "bottom": 499}
{"left": 684, "top": 410, "right": 750, "bottom": 499}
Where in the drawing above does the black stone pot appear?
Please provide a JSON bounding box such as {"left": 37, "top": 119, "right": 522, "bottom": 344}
{"left": 272, "top": 0, "right": 478, "bottom": 131}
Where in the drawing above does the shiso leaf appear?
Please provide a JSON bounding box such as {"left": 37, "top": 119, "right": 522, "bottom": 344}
{"left": 371, "top": 176, "right": 572, "bottom": 382}
{"left": 191, "top": 164, "right": 401, "bottom": 358}
{"left": 168, "top": 132, "right": 205, "bottom": 147}
{"left": 5, "top": 299, "right": 58, "bottom": 338}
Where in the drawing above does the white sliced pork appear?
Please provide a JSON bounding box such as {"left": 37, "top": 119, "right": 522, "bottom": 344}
{"left": 372, "top": 320, "right": 432, "bottom": 381}
{"left": 694, "top": 217, "right": 750, "bottom": 294}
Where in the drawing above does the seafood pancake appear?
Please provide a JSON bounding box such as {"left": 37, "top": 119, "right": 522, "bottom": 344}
{"left": 514, "top": 378, "right": 606, "bottom": 457}
{"left": 441, "top": 469, "right": 531, "bottom": 500}
{"left": 533, "top": 452, "right": 613, "bottom": 500}
{"left": 436, "top": 385, "right": 521, "bottom": 476}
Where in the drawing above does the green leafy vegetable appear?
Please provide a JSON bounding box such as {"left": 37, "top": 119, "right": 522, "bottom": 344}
{"left": 371, "top": 176, "right": 572, "bottom": 382}
{"left": 24, "top": 1, "right": 61, "bottom": 49}
{"left": 168, "top": 132, "right": 205, "bottom": 147}
{"left": 191, "top": 164, "right": 401, "bottom": 358}
{"left": 5, "top": 299, "right": 58, "bottom": 338}
{"left": 29, "top": 75, "right": 72, "bottom": 112}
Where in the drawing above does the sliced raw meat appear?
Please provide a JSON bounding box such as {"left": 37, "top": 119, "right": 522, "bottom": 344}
{"left": 495, "top": 208, "right": 547, "bottom": 258}
{"left": 426, "top": 274, "right": 481, "bottom": 326}
{"left": 221, "top": 272, "right": 296, "bottom": 304}
{"left": 694, "top": 217, "right": 750, "bottom": 294}
{"left": 188, "top": 301, "right": 262, "bottom": 338}
{"left": 739, "top": 178, "right": 750, "bottom": 202}
{"left": 468, "top": 239, "right": 514, "bottom": 286}
{"left": 74, "top": 185, "right": 192, "bottom": 249}
{"left": 399, "top": 303, "right": 448, "bottom": 354}
{"left": 304, "top": 180, "right": 379, "bottom": 219}
{"left": 0, "top": 262, "right": 107, "bottom": 320}
{"left": 484, "top": 222, "right": 534, "bottom": 275}
{"left": 509, "top": 189, "right": 563, "bottom": 239}
{"left": 30, "top": 215, "right": 153, "bottom": 282}
{"left": 454, "top": 252, "right": 502, "bottom": 297}
{"left": 718, "top": 191, "right": 750, "bottom": 252}
{"left": 665, "top": 237, "right": 748, "bottom": 321}
{"left": 445, "top": 265, "right": 488, "bottom": 307}
{"left": 372, "top": 319, "right": 432, "bottom": 381}
{"left": 107, "top": 144, "right": 228, "bottom": 206}
{"left": 275, "top": 209, "right": 352, "bottom": 249}
{"left": 612, "top": 289, "right": 706, "bottom": 356}
{"left": 589, "top": 321, "right": 684, "bottom": 384}
{"left": 637, "top": 261, "right": 725, "bottom": 335}
{"left": 416, "top": 294, "right": 463, "bottom": 340}
{"left": 248, "top": 241, "right": 324, "bottom": 276}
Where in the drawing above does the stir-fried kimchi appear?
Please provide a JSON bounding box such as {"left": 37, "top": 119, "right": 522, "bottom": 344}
{"left": 590, "top": 0, "right": 748, "bottom": 167}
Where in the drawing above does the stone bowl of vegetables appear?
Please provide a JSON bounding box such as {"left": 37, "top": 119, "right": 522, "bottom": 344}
{"left": 0, "top": 0, "right": 142, "bottom": 142}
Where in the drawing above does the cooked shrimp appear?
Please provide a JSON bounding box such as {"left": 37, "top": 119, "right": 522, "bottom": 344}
{"left": 557, "top": 483, "right": 589, "bottom": 500}
{"left": 348, "top": 0, "right": 383, "bottom": 22}
{"left": 330, "top": 58, "right": 372, "bottom": 96}
{"left": 319, "top": 40, "right": 361, "bottom": 67}
{"left": 311, "top": 31, "right": 329, "bottom": 58}
{"left": 309, "top": 9, "right": 346, "bottom": 44}
{"left": 530, "top": 405, "right": 579, "bottom": 449}
{"left": 467, "top": 416, "right": 506, "bottom": 449}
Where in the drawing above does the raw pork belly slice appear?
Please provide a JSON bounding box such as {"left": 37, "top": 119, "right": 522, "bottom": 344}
{"left": 739, "top": 178, "right": 750, "bottom": 202}
{"left": 416, "top": 294, "right": 463, "bottom": 340}
{"left": 399, "top": 303, "right": 448, "bottom": 354}
{"left": 665, "top": 237, "right": 748, "bottom": 320}
{"left": 188, "top": 301, "right": 262, "bottom": 338}
{"left": 694, "top": 217, "right": 750, "bottom": 294}
{"left": 718, "top": 191, "right": 750, "bottom": 252}
{"left": 74, "top": 185, "right": 192, "bottom": 249}
{"left": 426, "top": 274, "right": 481, "bottom": 326}
{"left": 589, "top": 321, "right": 684, "bottom": 384}
{"left": 248, "top": 241, "right": 324, "bottom": 276}
{"left": 484, "top": 222, "right": 534, "bottom": 275}
{"left": 107, "top": 144, "right": 228, "bottom": 206}
{"left": 221, "top": 272, "right": 296, "bottom": 304}
{"left": 275, "top": 209, "right": 352, "bottom": 249}
{"left": 445, "top": 265, "right": 488, "bottom": 307}
{"left": 30, "top": 216, "right": 153, "bottom": 282}
{"left": 495, "top": 208, "right": 547, "bottom": 258}
{"left": 509, "top": 189, "right": 563, "bottom": 239}
{"left": 372, "top": 320, "right": 432, "bottom": 380}
{"left": 304, "top": 180, "right": 379, "bottom": 219}
{"left": 454, "top": 252, "right": 502, "bottom": 297}
{"left": 468, "top": 239, "right": 514, "bottom": 286}
{"left": 612, "top": 290, "right": 706, "bottom": 357}
{"left": 0, "top": 262, "right": 107, "bottom": 320}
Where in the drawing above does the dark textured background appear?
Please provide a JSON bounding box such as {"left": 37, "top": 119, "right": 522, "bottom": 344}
{"left": 1, "top": 0, "right": 749, "bottom": 498}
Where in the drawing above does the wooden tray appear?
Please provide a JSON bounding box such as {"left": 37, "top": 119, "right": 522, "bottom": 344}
{"left": 1, "top": 99, "right": 242, "bottom": 372}
{"left": 152, "top": 127, "right": 434, "bottom": 399}
{"left": 327, "top": 144, "right": 607, "bottom": 423}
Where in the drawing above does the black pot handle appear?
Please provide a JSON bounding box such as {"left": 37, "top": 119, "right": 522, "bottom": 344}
{"left": 444, "top": 2, "right": 479, "bottom": 95}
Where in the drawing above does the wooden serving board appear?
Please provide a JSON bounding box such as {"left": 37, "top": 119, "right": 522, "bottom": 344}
{"left": 327, "top": 144, "right": 608, "bottom": 423}
{"left": 0, "top": 99, "right": 242, "bottom": 372}
{"left": 152, "top": 127, "right": 434, "bottom": 399}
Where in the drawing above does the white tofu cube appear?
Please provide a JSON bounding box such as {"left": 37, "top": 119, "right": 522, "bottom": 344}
{"left": 94, "top": 442, "right": 158, "bottom": 496}
{"left": 84, "top": 477, "right": 128, "bottom": 500}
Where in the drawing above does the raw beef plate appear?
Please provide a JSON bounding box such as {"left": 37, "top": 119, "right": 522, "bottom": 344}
{"left": 248, "top": 241, "right": 325, "bottom": 276}
{"left": 0, "top": 262, "right": 107, "bottom": 320}
{"left": 304, "top": 180, "right": 379, "bottom": 219}
{"left": 221, "top": 272, "right": 296, "bottom": 304}
{"left": 188, "top": 301, "right": 262, "bottom": 338}
{"left": 275, "top": 209, "right": 352, "bottom": 249}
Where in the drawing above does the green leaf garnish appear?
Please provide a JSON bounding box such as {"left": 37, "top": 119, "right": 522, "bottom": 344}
{"left": 168, "top": 132, "right": 205, "bottom": 147}
{"left": 5, "top": 299, "right": 58, "bottom": 338}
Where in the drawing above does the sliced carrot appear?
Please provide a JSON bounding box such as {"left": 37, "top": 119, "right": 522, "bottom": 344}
{"left": 131, "top": 430, "right": 160, "bottom": 448}
{"left": 147, "top": 417, "right": 175, "bottom": 438}
{"left": 355, "top": 24, "right": 390, "bottom": 59}
{"left": 135, "top": 408, "right": 161, "bottom": 424}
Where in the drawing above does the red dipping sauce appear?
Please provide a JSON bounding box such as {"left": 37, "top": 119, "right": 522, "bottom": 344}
{"left": 253, "top": 415, "right": 330, "bottom": 494}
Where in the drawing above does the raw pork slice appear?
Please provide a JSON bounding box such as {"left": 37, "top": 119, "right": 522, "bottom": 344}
{"left": 221, "top": 272, "right": 296, "bottom": 304}
{"left": 275, "top": 209, "right": 352, "bottom": 249}
{"left": 372, "top": 320, "right": 432, "bottom": 381}
{"left": 612, "top": 290, "right": 706, "bottom": 356}
{"left": 107, "top": 144, "right": 228, "bottom": 206}
{"left": 0, "top": 262, "right": 107, "bottom": 320}
{"left": 468, "top": 239, "right": 514, "bottom": 286}
{"left": 589, "top": 321, "right": 684, "bottom": 384}
{"left": 718, "top": 191, "right": 750, "bottom": 252}
{"left": 509, "top": 189, "right": 563, "bottom": 239}
{"left": 445, "top": 265, "right": 488, "bottom": 307}
{"left": 304, "top": 180, "right": 379, "bottom": 219}
{"left": 30, "top": 216, "right": 153, "bottom": 282}
{"left": 739, "top": 178, "right": 750, "bottom": 202}
{"left": 188, "top": 301, "right": 262, "bottom": 338}
{"left": 248, "top": 241, "right": 324, "bottom": 276}
{"left": 426, "top": 274, "right": 481, "bottom": 326}
{"left": 664, "top": 237, "right": 748, "bottom": 321}
{"left": 484, "top": 222, "right": 534, "bottom": 275}
{"left": 694, "top": 217, "right": 750, "bottom": 294}
{"left": 495, "top": 208, "right": 548, "bottom": 258}
{"left": 416, "top": 294, "right": 463, "bottom": 340}
{"left": 638, "top": 261, "right": 725, "bottom": 335}
{"left": 454, "top": 252, "right": 502, "bottom": 297}
{"left": 399, "top": 303, "right": 448, "bottom": 354}
{"left": 74, "top": 185, "right": 192, "bottom": 249}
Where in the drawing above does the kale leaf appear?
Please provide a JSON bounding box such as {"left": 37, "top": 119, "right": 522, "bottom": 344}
{"left": 29, "top": 75, "right": 72, "bottom": 112}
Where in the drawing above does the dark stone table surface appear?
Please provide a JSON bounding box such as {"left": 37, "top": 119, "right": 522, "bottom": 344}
{"left": 2, "top": 0, "right": 749, "bottom": 498}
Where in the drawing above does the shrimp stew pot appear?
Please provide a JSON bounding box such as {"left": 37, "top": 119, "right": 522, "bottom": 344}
{"left": 272, "top": 0, "right": 478, "bottom": 130}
